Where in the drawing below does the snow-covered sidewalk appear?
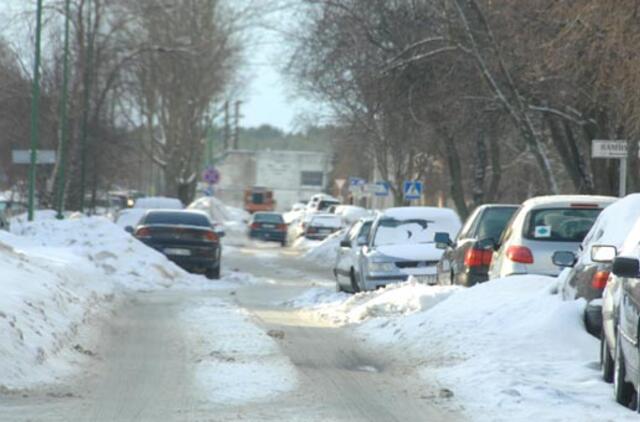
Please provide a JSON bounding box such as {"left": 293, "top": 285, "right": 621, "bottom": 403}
{"left": 287, "top": 277, "right": 637, "bottom": 421}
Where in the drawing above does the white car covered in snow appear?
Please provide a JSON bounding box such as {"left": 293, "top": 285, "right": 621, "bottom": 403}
{"left": 350, "top": 207, "right": 461, "bottom": 291}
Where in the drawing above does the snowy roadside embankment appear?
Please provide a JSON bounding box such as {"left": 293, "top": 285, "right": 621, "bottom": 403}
{"left": 0, "top": 214, "right": 256, "bottom": 390}
{"left": 300, "top": 230, "right": 343, "bottom": 264}
{"left": 291, "top": 276, "right": 636, "bottom": 420}
{"left": 285, "top": 279, "right": 459, "bottom": 325}
{"left": 182, "top": 298, "right": 296, "bottom": 405}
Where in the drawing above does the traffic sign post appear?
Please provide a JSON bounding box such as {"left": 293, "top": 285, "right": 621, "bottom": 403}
{"left": 202, "top": 166, "right": 220, "bottom": 197}
{"left": 591, "top": 140, "right": 637, "bottom": 197}
{"left": 403, "top": 180, "right": 423, "bottom": 201}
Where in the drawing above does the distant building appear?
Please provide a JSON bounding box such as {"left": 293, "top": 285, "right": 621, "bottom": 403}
{"left": 214, "top": 149, "right": 332, "bottom": 211}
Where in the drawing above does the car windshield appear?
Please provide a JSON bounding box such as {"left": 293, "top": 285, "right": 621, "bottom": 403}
{"left": 373, "top": 218, "right": 434, "bottom": 246}
{"left": 475, "top": 207, "right": 517, "bottom": 241}
{"left": 143, "top": 212, "right": 210, "bottom": 227}
{"left": 524, "top": 208, "right": 602, "bottom": 242}
{"left": 254, "top": 213, "right": 283, "bottom": 223}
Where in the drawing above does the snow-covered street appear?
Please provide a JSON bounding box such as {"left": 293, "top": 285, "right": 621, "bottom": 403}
{"left": 0, "top": 218, "right": 460, "bottom": 421}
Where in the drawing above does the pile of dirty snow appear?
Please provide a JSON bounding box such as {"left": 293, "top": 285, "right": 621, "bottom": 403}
{"left": 286, "top": 279, "right": 459, "bottom": 325}
{"left": 354, "top": 276, "right": 636, "bottom": 421}
{"left": 301, "top": 230, "right": 343, "bottom": 264}
{"left": 0, "top": 229, "right": 114, "bottom": 389}
{"left": 11, "top": 215, "right": 197, "bottom": 290}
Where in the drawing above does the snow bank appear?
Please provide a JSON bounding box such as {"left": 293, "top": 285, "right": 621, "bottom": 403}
{"left": 182, "top": 298, "right": 296, "bottom": 404}
{"left": 287, "top": 279, "right": 459, "bottom": 325}
{"left": 0, "top": 215, "right": 255, "bottom": 390}
{"left": 301, "top": 230, "right": 343, "bottom": 264}
{"left": 354, "top": 276, "right": 636, "bottom": 421}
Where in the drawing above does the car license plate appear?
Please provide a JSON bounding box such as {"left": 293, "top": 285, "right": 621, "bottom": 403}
{"left": 320, "top": 229, "right": 331, "bottom": 233}
{"left": 164, "top": 248, "right": 191, "bottom": 256}
{"left": 262, "top": 224, "right": 276, "bottom": 229}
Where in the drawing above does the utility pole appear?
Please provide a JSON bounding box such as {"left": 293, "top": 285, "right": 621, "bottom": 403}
{"left": 79, "top": 0, "right": 94, "bottom": 212}
{"left": 27, "top": 0, "right": 44, "bottom": 222}
{"left": 223, "top": 100, "right": 230, "bottom": 150}
{"left": 54, "top": 0, "right": 71, "bottom": 220}
{"left": 233, "top": 100, "right": 242, "bottom": 150}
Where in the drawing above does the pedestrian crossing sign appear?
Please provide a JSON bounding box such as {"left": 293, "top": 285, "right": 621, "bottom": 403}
{"left": 403, "top": 181, "right": 423, "bottom": 200}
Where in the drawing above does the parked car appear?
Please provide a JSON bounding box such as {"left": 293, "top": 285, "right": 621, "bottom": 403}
{"left": 488, "top": 195, "right": 616, "bottom": 279}
{"left": 334, "top": 217, "right": 374, "bottom": 292}
{"left": 130, "top": 210, "right": 222, "bottom": 279}
{"left": 600, "top": 217, "right": 640, "bottom": 402}
{"left": 306, "top": 194, "right": 340, "bottom": 214}
{"left": 248, "top": 212, "right": 288, "bottom": 246}
{"left": 333, "top": 205, "right": 371, "bottom": 226}
{"left": 436, "top": 204, "right": 518, "bottom": 287}
{"left": 304, "top": 213, "right": 342, "bottom": 240}
{"left": 604, "top": 243, "right": 640, "bottom": 410}
{"left": 560, "top": 194, "right": 640, "bottom": 336}
{"left": 351, "top": 207, "right": 461, "bottom": 291}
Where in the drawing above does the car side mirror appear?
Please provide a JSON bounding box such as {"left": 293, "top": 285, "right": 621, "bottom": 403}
{"left": 552, "top": 251, "right": 576, "bottom": 268}
{"left": 340, "top": 239, "right": 351, "bottom": 248}
{"left": 612, "top": 257, "right": 640, "bottom": 278}
{"left": 125, "top": 226, "right": 134, "bottom": 234}
{"left": 434, "top": 232, "right": 452, "bottom": 249}
{"left": 591, "top": 245, "right": 617, "bottom": 263}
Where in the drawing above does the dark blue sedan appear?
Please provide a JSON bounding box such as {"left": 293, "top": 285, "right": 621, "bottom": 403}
{"left": 248, "top": 212, "right": 288, "bottom": 246}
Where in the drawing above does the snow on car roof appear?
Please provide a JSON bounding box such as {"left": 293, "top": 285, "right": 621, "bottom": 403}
{"left": 310, "top": 213, "right": 342, "bottom": 227}
{"left": 521, "top": 195, "right": 616, "bottom": 210}
{"left": 382, "top": 206, "right": 460, "bottom": 221}
{"left": 582, "top": 194, "right": 640, "bottom": 252}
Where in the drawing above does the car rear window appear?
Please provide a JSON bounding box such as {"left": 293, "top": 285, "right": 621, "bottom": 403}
{"left": 475, "top": 207, "right": 517, "bottom": 241}
{"left": 143, "top": 211, "right": 210, "bottom": 227}
{"left": 254, "top": 213, "right": 283, "bottom": 223}
{"left": 318, "top": 200, "right": 340, "bottom": 211}
{"left": 524, "top": 208, "right": 602, "bottom": 242}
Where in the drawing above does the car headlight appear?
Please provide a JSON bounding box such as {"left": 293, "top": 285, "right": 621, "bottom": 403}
{"left": 368, "top": 262, "right": 396, "bottom": 273}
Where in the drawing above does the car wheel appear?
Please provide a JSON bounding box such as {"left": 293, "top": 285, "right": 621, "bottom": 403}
{"left": 350, "top": 269, "right": 360, "bottom": 294}
{"left": 614, "top": 333, "right": 634, "bottom": 407}
{"left": 206, "top": 266, "right": 221, "bottom": 280}
{"left": 601, "top": 333, "right": 614, "bottom": 383}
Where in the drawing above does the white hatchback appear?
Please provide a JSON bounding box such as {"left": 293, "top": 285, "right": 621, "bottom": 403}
{"left": 488, "top": 195, "right": 616, "bottom": 279}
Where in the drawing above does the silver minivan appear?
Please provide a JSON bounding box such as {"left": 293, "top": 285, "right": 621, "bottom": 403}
{"left": 488, "top": 195, "right": 616, "bottom": 279}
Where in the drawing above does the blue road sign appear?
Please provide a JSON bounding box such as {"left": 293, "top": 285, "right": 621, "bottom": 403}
{"left": 403, "top": 181, "right": 423, "bottom": 200}
{"left": 375, "top": 181, "right": 390, "bottom": 197}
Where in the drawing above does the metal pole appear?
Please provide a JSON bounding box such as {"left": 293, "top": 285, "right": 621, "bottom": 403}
{"left": 27, "top": 0, "right": 44, "bottom": 222}
{"left": 619, "top": 157, "right": 627, "bottom": 197}
{"left": 55, "top": 0, "right": 72, "bottom": 220}
{"left": 79, "top": 0, "right": 93, "bottom": 212}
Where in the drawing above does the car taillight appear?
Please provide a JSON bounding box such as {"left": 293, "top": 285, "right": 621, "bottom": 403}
{"left": 592, "top": 271, "right": 610, "bottom": 290}
{"left": 203, "top": 231, "right": 219, "bottom": 242}
{"left": 277, "top": 224, "right": 287, "bottom": 231}
{"left": 135, "top": 227, "right": 151, "bottom": 238}
{"left": 464, "top": 248, "right": 493, "bottom": 267}
{"left": 308, "top": 227, "right": 317, "bottom": 233}
{"left": 250, "top": 222, "right": 260, "bottom": 229}
{"left": 506, "top": 245, "right": 534, "bottom": 264}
